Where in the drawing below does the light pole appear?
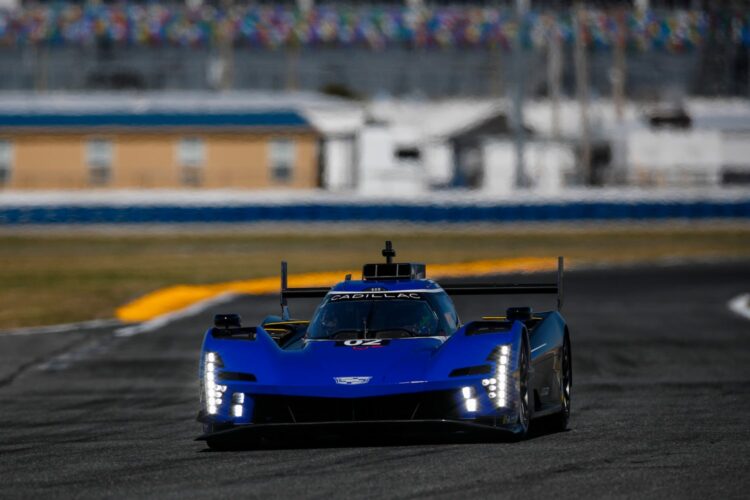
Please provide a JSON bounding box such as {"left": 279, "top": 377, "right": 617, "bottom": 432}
{"left": 218, "top": 0, "right": 235, "bottom": 91}
{"left": 574, "top": 2, "right": 592, "bottom": 185}
{"left": 547, "top": 15, "right": 562, "bottom": 141}
{"left": 512, "top": 0, "right": 530, "bottom": 188}
{"left": 612, "top": 8, "right": 627, "bottom": 123}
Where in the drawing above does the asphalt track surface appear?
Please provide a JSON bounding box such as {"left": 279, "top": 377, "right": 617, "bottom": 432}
{"left": 1, "top": 262, "right": 749, "bottom": 499}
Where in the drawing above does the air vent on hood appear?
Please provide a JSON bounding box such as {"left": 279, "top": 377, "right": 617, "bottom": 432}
{"left": 449, "top": 365, "right": 492, "bottom": 377}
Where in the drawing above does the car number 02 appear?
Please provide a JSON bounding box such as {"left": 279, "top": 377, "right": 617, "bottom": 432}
{"left": 343, "top": 339, "right": 384, "bottom": 347}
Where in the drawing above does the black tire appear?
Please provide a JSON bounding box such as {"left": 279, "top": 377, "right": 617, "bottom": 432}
{"left": 514, "top": 335, "right": 531, "bottom": 439}
{"left": 203, "top": 423, "right": 243, "bottom": 451}
{"left": 206, "top": 437, "right": 235, "bottom": 451}
{"left": 206, "top": 433, "right": 255, "bottom": 451}
{"left": 549, "top": 333, "right": 572, "bottom": 432}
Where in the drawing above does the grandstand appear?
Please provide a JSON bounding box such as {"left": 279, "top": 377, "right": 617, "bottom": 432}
{"left": 0, "top": 1, "right": 747, "bottom": 98}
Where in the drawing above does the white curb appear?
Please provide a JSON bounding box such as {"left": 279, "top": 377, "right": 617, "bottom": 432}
{"left": 728, "top": 293, "right": 750, "bottom": 322}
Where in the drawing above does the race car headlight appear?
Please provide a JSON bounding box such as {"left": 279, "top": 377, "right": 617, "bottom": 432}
{"left": 231, "top": 393, "right": 245, "bottom": 417}
{"left": 483, "top": 344, "right": 512, "bottom": 408}
{"left": 203, "top": 352, "right": 226, "bottom": 415}
{"left": 460, "top": 386, "right": 478, "bottom": 412}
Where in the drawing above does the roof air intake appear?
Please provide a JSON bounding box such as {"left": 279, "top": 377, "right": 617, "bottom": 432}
{"left": 362, "top": 241, "right": 426, "bottom": 280}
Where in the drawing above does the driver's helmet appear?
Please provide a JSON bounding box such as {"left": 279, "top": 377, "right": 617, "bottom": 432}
{"left": 320, "top": 308, "right": 338, "bottom": 333}
{"left": 415, "top": 311, "right": 435, "bottom": 335}
{"left": 403, "top": 304, "right": 435, "bottom": 336}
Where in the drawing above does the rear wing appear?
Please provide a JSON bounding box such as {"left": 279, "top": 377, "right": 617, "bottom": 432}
{"left": 279, "top": 261, "right": 330, "bottom": 319}
{"left": 279, "top": 256, "right": 564, "bottom": 318}
{"left": 442, "top": 256, "right": 564, "bottom": 310}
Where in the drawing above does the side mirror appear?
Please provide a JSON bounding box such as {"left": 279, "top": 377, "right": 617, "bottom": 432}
{"left": 214, "top": 313, "right": 242, "bottom": 329}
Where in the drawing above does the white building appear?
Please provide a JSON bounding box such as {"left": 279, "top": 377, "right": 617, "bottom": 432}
{"left": 304, "top": 95, "right": 750, "bottom": 194}
{"left": 306, "top": 97, "right": 576, "bottom": 195}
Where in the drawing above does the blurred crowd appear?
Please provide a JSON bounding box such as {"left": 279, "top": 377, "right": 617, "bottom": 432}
{"left": 0, "top": 4, "right": 746, "bottom": 51}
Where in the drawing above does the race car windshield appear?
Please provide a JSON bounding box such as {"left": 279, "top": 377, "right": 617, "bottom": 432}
{"left": 307, "top": 295, "right": 448, "bottom": 339}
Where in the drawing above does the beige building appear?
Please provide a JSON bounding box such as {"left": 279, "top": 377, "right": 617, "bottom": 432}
{"left": 0, "top": 93, "right": 321, "bottom": 190}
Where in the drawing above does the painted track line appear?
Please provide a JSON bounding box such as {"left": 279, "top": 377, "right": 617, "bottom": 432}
{"left": 0, "top": 319, "right": 121, "bottom": 337}
{"left": 728, "top": 293, "right": 750, "bottom": 321}
{"left": 114, "top": 292, "right": 239, "bottom": 337}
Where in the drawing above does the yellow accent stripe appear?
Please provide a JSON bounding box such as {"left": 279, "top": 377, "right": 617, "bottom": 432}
{"left": 116, "top": 257, "right": 556, "bottom": 323}
{"left": 481, "top": 316, "right": 542, "bottom": 320}
{"left": 264, "top": 321, "right": 310, "bottom": 326}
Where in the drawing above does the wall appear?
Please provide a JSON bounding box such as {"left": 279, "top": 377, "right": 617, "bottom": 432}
{"left": 11, "top": 135, "right": 88, "bottom": 189}
{"left": 627, "top": 130, "right": 723, "bottom": 186}
{"left": 1, "top": 193, "right": 748, "bottom": 225}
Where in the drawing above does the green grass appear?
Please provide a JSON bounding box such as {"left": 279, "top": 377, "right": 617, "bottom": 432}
{"left": 1, "top": 225, "right": 748, "bottom": 329}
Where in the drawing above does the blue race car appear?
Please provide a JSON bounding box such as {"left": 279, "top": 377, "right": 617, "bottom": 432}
{"left": 197, "top": 242, "right": 572, "bottom": 449}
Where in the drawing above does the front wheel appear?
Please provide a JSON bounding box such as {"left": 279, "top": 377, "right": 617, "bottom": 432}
{"left": 548, "top": 333, "right": 572, "bottom": 432}
{"left": 206, "top": 437, "right": 237, "bottom": 451}
{"left": 513, "top": 337, "right": 531, "bottom": 439}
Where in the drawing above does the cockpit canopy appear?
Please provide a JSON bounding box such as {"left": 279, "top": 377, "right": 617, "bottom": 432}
{"left": 307, "top": 289, "right": 459, "bottom": 340}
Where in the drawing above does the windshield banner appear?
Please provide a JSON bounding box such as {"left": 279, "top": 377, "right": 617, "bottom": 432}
{"left": 330, "top": 292, "right": 422, "bottom": 301}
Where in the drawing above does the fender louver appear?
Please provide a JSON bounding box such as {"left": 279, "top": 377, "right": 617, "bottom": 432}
{"left": 218, "top": 371, "right": 257, "bottom": 382}
{"left": 449, "top": 365, "right": 492, "bottom": 377}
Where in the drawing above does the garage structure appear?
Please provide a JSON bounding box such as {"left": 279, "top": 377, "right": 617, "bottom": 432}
{"left": 0, "top": 93, "right": 320, "bottom": 190}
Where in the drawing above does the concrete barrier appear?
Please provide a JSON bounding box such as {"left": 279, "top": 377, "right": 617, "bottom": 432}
{"left": 0, "top": 200, "right": 749, "bottom": 224}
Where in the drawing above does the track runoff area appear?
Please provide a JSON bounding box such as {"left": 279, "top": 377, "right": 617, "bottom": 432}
{"left": 0, "top": 262, "right": 749, "bottom": 498}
